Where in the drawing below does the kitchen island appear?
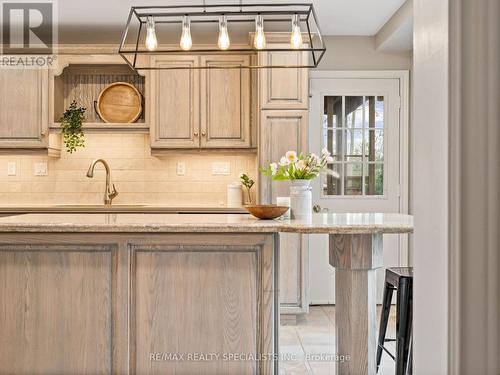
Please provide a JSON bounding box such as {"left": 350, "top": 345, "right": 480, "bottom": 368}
{"left": 0, "top": 213, "right": 413, "bottom": 375}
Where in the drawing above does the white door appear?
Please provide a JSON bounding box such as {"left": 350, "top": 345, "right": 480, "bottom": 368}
{"left": 308, "top": 73, "right": 409, "bottom": 304}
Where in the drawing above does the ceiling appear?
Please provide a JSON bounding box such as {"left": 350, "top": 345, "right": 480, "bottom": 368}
{"left": 55, "top": 0, "right": 408, "bottom": 43}
{"left": 312, "top": 0, "right": 406, "bottom": 35}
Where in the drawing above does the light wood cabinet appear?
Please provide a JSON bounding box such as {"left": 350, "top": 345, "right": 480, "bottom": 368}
{"left": 0, "top": 244, "right": 115, "bottom": 374}
{"left": 200, "top": 55, "right": 251, "bottom": 148}
{"left": 0, "top": 232, "right": 276, "bottom": 374}
{"left": 259, "top": 50, "right": 309, "bottom": 110}
{"left": 0, "top": 68, "right": 49, "bottom": 148}
{"left": 259, "top": 110, "right": 308, "bottom": 202}
{"left": 259, "top": 110, "right": 309, "bottom": 316}
{"left": 152, "top": 54, "right": 252, "bottom": 150}
{"left": 257, "top": 41, "right": 310, "bottom": 319}
{"left": 150, "top": 56, "right": 200, "bottom": 148}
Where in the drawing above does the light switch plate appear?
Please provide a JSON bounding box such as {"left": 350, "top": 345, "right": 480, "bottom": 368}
{"left": 34, "top": 162, "right": 48, "bottom": 176}
{"left": 7, "top": 162, "right": 16, "bottom": 176}
{"left": 211, "top": 162, "right": 230, "bottom": 175}
{"left": 176, "top": 162, "right": 186, "bottom": 176}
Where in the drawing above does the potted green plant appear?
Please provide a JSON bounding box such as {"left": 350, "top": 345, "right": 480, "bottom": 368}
{"left": 239, "top": 173, "right": 255, "bottom": 204}
{"left": 60, "top": 100, "right": 86, "bottom": 154}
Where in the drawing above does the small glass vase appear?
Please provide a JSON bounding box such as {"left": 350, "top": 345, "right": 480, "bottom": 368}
{"left": 289, "top": 179, "right": 312, "bottom": 220}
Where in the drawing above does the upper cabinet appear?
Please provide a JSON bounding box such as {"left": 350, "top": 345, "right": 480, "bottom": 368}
{"left": 0, "top": 69, "right": 49, "bottom": 149}
{"left": 150, "top": 56, "right": 200, "bottom": 148}
{"left": 200, "top": 55, "right": 251, "bottom": 148}
{"left": 259, "top": 50, "right": 309, "bottom": 110}
{"left": 151, "top": 54, "right": 253, "bottom": 150}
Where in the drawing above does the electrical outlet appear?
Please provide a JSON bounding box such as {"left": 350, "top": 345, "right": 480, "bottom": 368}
{"left": 7, "top": 162, "right": 16, "bottom": 176}
{"left": 34, "top": 162, "right": 48, "bottom": 176}
{"left": 176, "top": 162, "right": 186, "bottom": 176}
{"left": 211, "top": 162, "right": 231, "bottom": 175}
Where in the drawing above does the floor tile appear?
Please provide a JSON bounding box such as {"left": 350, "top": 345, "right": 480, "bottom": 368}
{"left": 280, "top": 306, "right": 397, "bottom": 374}
{"left": 279, "top": 361, "right": 310, "bottom": 375}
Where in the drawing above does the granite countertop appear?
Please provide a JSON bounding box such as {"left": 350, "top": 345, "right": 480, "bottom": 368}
{"left": 0, "top": 205, "right": 247, "bottom": 214}
{"left": 0, "top": 213, "right": 414, "bottom": 234}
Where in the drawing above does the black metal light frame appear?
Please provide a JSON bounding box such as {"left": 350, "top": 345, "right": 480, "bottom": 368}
{"left": 118, "top": 3, "right": 326, "bottom": 70}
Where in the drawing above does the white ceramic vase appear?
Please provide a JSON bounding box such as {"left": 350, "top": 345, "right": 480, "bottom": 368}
{"left": 289, "top": 179, "right": 312, "bottom": 220}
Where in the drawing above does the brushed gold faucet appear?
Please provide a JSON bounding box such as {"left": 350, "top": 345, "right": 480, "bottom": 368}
{"left": 86, "top": 159, "right": 118, "bottom": 205}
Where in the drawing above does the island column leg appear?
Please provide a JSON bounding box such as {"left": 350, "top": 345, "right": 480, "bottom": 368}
{"left": 329, "top": 233, "right": 383, "bottom": 375}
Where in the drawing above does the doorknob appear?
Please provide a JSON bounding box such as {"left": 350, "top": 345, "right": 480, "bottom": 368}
{"left": 313, "top": 204, "right": 329, "bottom": 213}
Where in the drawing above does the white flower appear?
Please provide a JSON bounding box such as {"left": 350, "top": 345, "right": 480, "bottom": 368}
{"left": 325, "top": 169, "right": 340, "bottom": 179}
{"left": 285, "top": 151, "right": 298, "bottom": 163}
{"left": 270, "top": 162, "right": 278, "bottom": 175}
{"left": 296, "top": 160, "right": 307, "bottom": 171}
{"left": 310, "top": 153, "right": 320, "bottom": 164}
{"left": 326, "top": 156, "right": 334, "bottom": 163}
{"left": 321, "top": 147, "right": 331, "bottom": 157}
{"left": 279, "top": 156, "right": 289, "bottom": 166}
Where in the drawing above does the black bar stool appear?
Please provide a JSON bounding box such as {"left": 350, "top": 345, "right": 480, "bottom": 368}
{"left": 376, "top": 267, "right": 413, "bottom": 375}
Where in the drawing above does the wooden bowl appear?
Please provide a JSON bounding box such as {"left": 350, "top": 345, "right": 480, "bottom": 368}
{"left": 244, "top": 205, "right": 289, "bottom": 220}
{"left": 96, "top": 82, "right": 142, "bottom": 123}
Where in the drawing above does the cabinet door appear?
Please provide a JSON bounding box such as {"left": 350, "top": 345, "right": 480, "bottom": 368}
{"left": 259, "top": 50, "right": 309, "bottom": 110}
{"left": 0, "top": 245, "right": 115, "bottom": 374}
{"left": 0, "top": 69, "right": 48, "bottom": 148}
{"left": 259, "top": 110, "right": 308, "bottom": 203}
{"left": 259, "top": 110, "right": 309, "bottom": 315}
{"left": 200, "top": 55, "right": 251, "bottom": 148}
{"left": 151, "top": 56, "right": 200, "bottom": 148}
{"left": 280, "top": 233, "right": 309, "bottom": 315}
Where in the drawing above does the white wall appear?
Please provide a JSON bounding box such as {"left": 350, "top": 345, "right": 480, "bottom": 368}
{"left": 412, "top": 0, "right": 449, "bottom": 373}
{"left": 316, "top": 36, "right": 411, "bottom": 70}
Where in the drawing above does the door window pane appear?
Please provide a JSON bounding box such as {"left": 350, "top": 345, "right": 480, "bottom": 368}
{"left": 323, "top": 96, "right": 342, "bottom": 128}
{"left": 364, "top": 129, "right": 384, "bottom": 161}
{"left": 345, "top": 129, "right": 363, "bottom": 161}
{"left": 345, "top": 96, "right": 363, "bottom": 128}
{"left": 365, "top": 96, "right": 385, "bottom": 129}
{"left": 322, "top": 164, "right": 343, "bottom": 196}
{"left": 364, "top": 163, "right": 384, "bottom": 195}
{"left": 323, "top": 128, "right": 342, "bottom": 161}
{"left": 345, "top": 163, "right": 363, "bottom": 195}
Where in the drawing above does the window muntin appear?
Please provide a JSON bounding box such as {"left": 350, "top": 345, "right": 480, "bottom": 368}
{"left": 322, "top": 95, "right": 385, "bottom": 196}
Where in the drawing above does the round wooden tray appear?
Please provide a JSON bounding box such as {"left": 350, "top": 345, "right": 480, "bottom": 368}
{"left": 96, "top": 82, "right": 142, "bottom": 123}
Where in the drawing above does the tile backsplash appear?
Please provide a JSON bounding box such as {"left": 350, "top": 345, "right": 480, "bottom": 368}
{"left": 0, "top": 134, "right": 258, "bottom": 207}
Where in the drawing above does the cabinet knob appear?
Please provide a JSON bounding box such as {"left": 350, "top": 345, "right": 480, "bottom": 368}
{"left": 201, "top": 130, "right": 206, "bottom": 137}
{"left": 41, "top": 129, "right": 47, "bottom": 137}
{"left": 194, "top": 130, "right": 199, "bottom": 137}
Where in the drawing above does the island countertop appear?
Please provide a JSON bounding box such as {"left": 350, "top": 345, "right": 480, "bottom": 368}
{"left": 0, "top": 212, "right": 413, "bottom": 234}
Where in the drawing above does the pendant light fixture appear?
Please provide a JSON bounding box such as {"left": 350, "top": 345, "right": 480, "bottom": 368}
{"left": 120, "top": 4, "right": 326, "bottom": 70}
{"left": 217, "top": 15, "right": 230, "bottom": 50}
{"left": 253, "top": 14, "right": 266, "bottom": 50}
{"left": 290, "top": 14, "right": 303, "bottom": 49}
{"left": 179, "top": 15, "right": 192, "bottom": 51}
{"left": 145, "top": 16, "right": 158, "bottom": 51}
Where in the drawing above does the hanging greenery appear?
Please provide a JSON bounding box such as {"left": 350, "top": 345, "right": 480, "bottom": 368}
{"left": 60, "top": 100, "right": 86, "bottom": 154}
